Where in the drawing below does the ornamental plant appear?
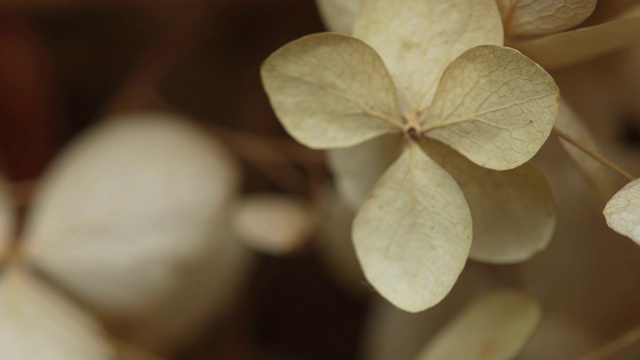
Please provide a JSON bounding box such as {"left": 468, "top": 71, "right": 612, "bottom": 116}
{"left": 261, "top": 0, "right": 560, "bottom": 312}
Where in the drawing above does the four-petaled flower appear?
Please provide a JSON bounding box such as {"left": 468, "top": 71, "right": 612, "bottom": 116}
{"left": 261, "top": 0, "right": 559, "bottom": 312}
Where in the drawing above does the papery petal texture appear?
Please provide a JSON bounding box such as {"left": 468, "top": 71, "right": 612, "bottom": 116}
{"left": 354, "top": 0, "right": 503, "bottom": 112}
{"left": 424, "top": 45, "right": 559, "bottom": 170}
{"left": 353, "top": 142, "right": 471, "bottom": 312}
{"left": 604, "top": 178, "right": 640, "bottom": 245}
{"left": 261, "top": 33, "right": 403, "bottom": 149}
{"left": 497, "top": 0, "right": 596, "bottom": 37}
{"left": 426, "top": 140, "right": 556, "bottom": 264}
{"left": 510, "top": 14, "right": 640, "bottom": 69}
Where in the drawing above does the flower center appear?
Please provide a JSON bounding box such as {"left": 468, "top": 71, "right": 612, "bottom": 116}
{"left": 406, "top": 126, "right": 420, "bottom": 141}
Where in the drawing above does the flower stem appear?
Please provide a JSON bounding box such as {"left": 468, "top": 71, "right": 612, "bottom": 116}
{"left": 552, "top": 126, "right": 636, "bottom": 182}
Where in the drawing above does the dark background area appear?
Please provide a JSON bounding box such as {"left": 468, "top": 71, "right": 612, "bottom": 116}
{"left": 0, "top": 1, "right": 368, "bottom": 359}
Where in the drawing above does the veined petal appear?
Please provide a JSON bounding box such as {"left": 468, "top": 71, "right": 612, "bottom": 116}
{"left": 426, "top": 140, "right": 556, "bottom": 264}
{"left": 555, "top": 100, "right": 615, "bottom": 202}
{"left": 497, "top": 0, "right": 596, "bottom": 38}
{"left": 261, "top": 33, "right": 403, "bottom": 149}
{"left": 316, "top": 0, "right": 359, "bottom": 34}
{"left": 354, "top": 0, "right": 503, "bottom": 112}
{"left": 510, "top": 12, "right": 640, "bottom": 69}
{"left": 604, "top": 178, "right": 640, "bottom": 245}
{"left": 0, "top": 269, "right": 114, "bottom": 360}
{"left": 424, "top": 45, "right": 559, "bottom": 170}
{"left": 417, "top": 290, "right": 542, "bottom": 360}
{"left": 353, "top": 141, "right": 471, "bottom": 312}
{"left": 327, "top": 134, "right": 402, "bottom": 209}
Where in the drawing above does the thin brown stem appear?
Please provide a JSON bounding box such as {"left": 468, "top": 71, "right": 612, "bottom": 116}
{"left": 552, "top": 126, "right": 636, "bottom": 182}
{"left": 580, "top": 326, "right": 640, "bottom": 360}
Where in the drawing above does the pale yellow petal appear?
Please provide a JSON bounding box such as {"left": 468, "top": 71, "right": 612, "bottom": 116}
{"left": 418, "top": 290, "right": 542, "bottom": 360}
{"left": 510, "top": 14, "right": 640, "bottom": 69}
{"left": 497, "top": 0, "right": 596, "bottom": 37}
{"left": 353, "top": 142, "right": 471, "bottom": 312}
{"left": 0, "top": 175, "right": 14, "bottom": 261}
{"left": 261, "top": 33, "right": 403, "bottom": 149}
{"left": 354, "top": 0, "right": 503, "bottom": 112}
{"left": 316, "top": 0, "right": 359, "bottom": 34}
{"left": 425, "top": 140, "right": 556, "bottom": 264}
{"left": 24, "top": 112, "right": 241, "bottom": 320}
{"left": 603, "top": 178, "right": 640, "bottom": 245}
{"left": 0, "top": 269, "right": 114, "bottom": 360}
{"left": 327, "top": 134, "right": 402, "bottom": 209}
{"left": 424, "top": 45, "right": 559, "bottom": 170}
{"left": 555, "top": 100, "right": 615, "bottom": 202}
{"left": 232, "top": 193, "right": 315, "bottom": 255}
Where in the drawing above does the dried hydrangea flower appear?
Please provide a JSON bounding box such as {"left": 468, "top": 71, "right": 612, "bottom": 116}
{"left": 262, "top": 0, "right": 559, "bottom": 311}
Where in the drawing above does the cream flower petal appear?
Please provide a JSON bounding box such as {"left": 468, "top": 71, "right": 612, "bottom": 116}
{"left": 354, "top": 0, "right": 503, "bottom": 112}
{"left": 23, "top": 113, "right": 240, "bottom": 320}
{"left": 426, "top": 140, "right": 556, "bottom": 264}
{"left": 603, "top": 178, "right": 640, "bottom": 245}
{"left": 261, "top": 33, "right": 403, "bottom": 149}
{"left": 424, "top": 45, "right": 559, "bottom": 170}
{"left": 353, "top": 142, "right": 471, "bottom": 312}
{"left": 497, "top": 0, "right": 596, "bottom": 38}
{"left": 327, "top": 134, "right": 402, "bottom": 209}
{"left": 417, "top": 290, "right": 542, "bottom": 360}
{"left": 555, "top": 100, "right": 615, "bottom": 202}
{"left": 316, "top": 0, "right": 359, "bottom": 34}
{"left": 232, "top": 193, "right": 315, "bottom": 256}
{"left": 510, "top": 13, "right": 640, "bottom": 69}
{"left": 0, "top": 269, "right": 114, "bottom": 360}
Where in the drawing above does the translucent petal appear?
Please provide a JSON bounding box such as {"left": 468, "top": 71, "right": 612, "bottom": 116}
{"left": 316, "top": 0, "right": 359, "bottom": 34}
{"left": 0, "top": 175, "right": 14, "bottom": 261}
{"left": 555, "top": 100, "right": 615, "bottom": 202}
{"left": 0, "top": 269, "right": 114, "bottom": 360}
{"left": 353, "top": 142, "right": 471, "bottom": 312}
{"left": 232, "top": 193, "right": 315, "bottom": 256}
{"left": 418, "top": 290, "right": 542, "bottom": 360}
{"left": 354, "top": 0, "right": 503, "bottom": 112}
{"left": 24, "top": 112, "right": 241, "bottom": 320}
{"left": 426, "top": 140, "right": 556, "bottom": 264}
{"left": 604, "top": 178, "right": 640, "bottom": 245}
{"left": 327, "top": 134, "right": 402, "bottom": 209}
{"left": 261, "top": 33, "right": 403, "bottom": 149}
{"left": 510, "top": 14, "right": 640, "bottom": 69}
{"left": 497, "top": 0, "right": 596, "bottom": 37}
{"left": 424, "top": 45, "right": 559, "bottom": 170}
